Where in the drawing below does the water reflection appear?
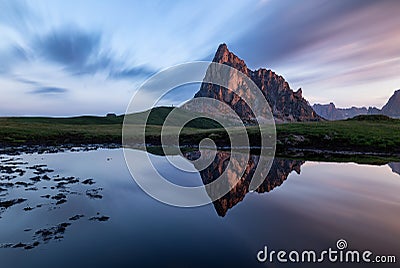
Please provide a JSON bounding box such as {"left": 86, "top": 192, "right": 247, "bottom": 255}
{"left": 0, "top": 152, "right": 110, "bottom": 250}
{"left": 388, "top": 162, "right": 400, "bottom": 176}
{"left": 185, "top": 150, "right": 304, "bottom": 216}
{"left": 1, "top": 148, "right": 400, "bottom": 268}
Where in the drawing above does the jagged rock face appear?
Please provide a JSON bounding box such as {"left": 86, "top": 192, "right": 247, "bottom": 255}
{"left": 185, "top": 150, "right": 304, "bottom": 217}
{"left": 382, "top": 89, "right": 400, "bottom": 118}
{"left": 313, "top": 103, "right": 368, "bottom": 120}
{"left": 194, "top": 44, "right": 322, "bottom": 123}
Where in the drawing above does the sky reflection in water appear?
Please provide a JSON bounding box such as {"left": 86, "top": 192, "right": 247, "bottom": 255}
{"left": 0, "top": 148, "right": 399, "bottom": 268}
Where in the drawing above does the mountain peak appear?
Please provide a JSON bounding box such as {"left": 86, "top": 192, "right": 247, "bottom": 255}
{"left": 195, "top": 44, "right": 322, "bottom": 122}
{"left": 215, "top": 43, "right": 228, "bottom": 53}
{"left": 212, "top": 43, "right": 248, "bottom": 74}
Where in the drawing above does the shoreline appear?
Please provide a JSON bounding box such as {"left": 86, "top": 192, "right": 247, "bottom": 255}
{"left": 1, "top": 114, "right": 400, "bottom": 162}
{"left": 1, "top": 143, "right": 399, "bottom": 165}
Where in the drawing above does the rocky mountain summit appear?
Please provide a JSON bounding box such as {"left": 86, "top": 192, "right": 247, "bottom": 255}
{"left": 194, "top": 44, "right": 322, "bottom": 123}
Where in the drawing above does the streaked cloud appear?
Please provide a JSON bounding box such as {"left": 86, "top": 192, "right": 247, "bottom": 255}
{"left": 0, "top": 0, "right": 399, "bottom": 114}
{"left": 108, "top": 66, "right": 156, "bottom": 80}
{"left": 231, "top": 0, "right": 400, "bottom": 107}
{"left": 33, "top": 27, "right": 105, "bottom": 73}
{"left": 30, "top": 86, "right": 68, "bottom": 95}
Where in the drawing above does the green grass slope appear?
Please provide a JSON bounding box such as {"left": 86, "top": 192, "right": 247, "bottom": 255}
{"left": 1, "top": 110, "right": 400, "bottom": 157}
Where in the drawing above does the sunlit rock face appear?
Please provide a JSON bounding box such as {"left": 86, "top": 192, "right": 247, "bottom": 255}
{"left": 194, "top": 44, "right": 321, "bottom": 123}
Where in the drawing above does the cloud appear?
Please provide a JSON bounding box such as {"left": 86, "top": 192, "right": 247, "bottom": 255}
{"left": 242, "top": 0, "right": 399, "bottom": 72}
{"left": 227, "top": 0, "right": 400, "bottom": 107}
{"left": 0, "top": 45, "right": 29, "bottom": 74}
{"left": 33, "top": 26, "right": 110, "bottom": 73}
{"left": 232, "top": 0, "right": 380, "bottom": 66}
{"left": 12, "top": 77, "right": 40, "bottom": 86}
{"left": 0, "top": 0, "right": 39, "bottom": 34}
{"left": 108, "top": 66, "right": 156, "bottom": 80}
{"left": 30, "top": 86, "right": 68, "bottom": 94}
{"left": 30, "top": 25, "right": 158, "bottom": 79}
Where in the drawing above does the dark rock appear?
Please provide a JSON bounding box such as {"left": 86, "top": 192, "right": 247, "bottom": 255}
{"left": 69, "top": 214, "right": 85, "bottom": 221}
{"left": 51, "top": 193, "right": 66, "bottom": 200}
{"left": 11, "top": 242, "right": 26, "bottom": 248}
{"left": 0, "top": 182, "right": 14, "bottom": 188}
{"left": 0, "top": 198, "right": 27, "bottom": 209}
{"left": 29, "top": 176, "right": 41, "bottom": 182}
{"left": 54, "top": 177, "right": 79, "bottom": 187}
{"left": 82, "top": 178, "right": 95, "bottom": 185}
{"left": 55, "top": 199, "right": 66, "bottom": 205}
{"left": 24, "top": 241, "right": 40, "bottom": 249}
{"left": 42, "top": 175, "right": 51, "bottom": 180}
{"left": 15, "top": 181, "right": 32, "bottom": 187}
{"left": 34, "top": 222, "right": 71, "bottom": 242}
{"left": 33, "top": 168, "right": 54, "bottom": 175}
{"left": 25, "top": 187, "right": 38, "bottom": 191}
{"left": 89, "top": 215, "right": 110, "bottom": 222}
{"left": 86, "top": 188, "right": 103, "bottom": 199}
{"left": 27, "top": 164, "right": 47, "bottom": 169}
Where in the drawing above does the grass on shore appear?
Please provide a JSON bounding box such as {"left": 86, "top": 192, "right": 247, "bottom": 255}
{"left": 1, "top": 108, "right": 400, "bottom": 160}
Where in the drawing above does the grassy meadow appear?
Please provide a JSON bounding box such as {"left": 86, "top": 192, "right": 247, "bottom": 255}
{"left": 1, "top": 108, "right": 400, "bottom": 161}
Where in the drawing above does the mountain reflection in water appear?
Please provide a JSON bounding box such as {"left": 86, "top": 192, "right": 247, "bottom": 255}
{"left": 185, "top": 150, "right": 304, "bottom": 217}
{"left": 1, "top": 148, "right": 400, "bottom": 268}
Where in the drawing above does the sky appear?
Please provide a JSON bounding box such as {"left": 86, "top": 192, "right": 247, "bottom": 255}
{"left": 0, "top": 0, "right": 399, "bottom": 116}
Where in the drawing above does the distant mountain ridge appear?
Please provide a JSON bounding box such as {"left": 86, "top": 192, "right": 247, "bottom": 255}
{"left": 194, "top": 44, "right": 322, "bottom": 123}
{"left": 313, "top": 89, "right": 400, "bottom": 120}
{"left": 312, "top": 103, "right": 370, "bottom": 120}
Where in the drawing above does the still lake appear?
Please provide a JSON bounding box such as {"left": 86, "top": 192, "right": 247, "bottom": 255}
{"left": 0, "top": 148, "right": 399, "bottom": 267}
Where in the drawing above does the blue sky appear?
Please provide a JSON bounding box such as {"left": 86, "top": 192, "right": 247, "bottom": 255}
{"left": 0, "top": 0, "right": 399, "bottom": 116}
